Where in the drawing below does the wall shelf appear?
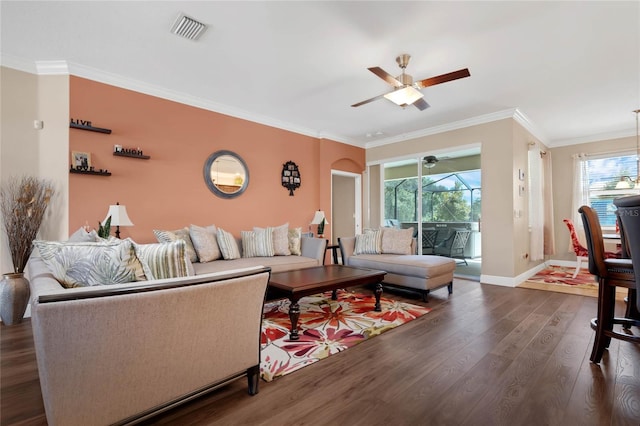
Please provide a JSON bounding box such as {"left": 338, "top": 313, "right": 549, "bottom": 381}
{"left": 113, "top": 151, "right": 150, "bottom": 160}
{"left": 70, "top": 123, "right": 112, "bottom": 134}
{"left": 70, "top": 169, "right": 111, "bottom": 176}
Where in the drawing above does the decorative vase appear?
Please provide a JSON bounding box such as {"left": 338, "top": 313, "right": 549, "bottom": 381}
{"left": 0, "top": 273, "right": 30, "bottom": 326}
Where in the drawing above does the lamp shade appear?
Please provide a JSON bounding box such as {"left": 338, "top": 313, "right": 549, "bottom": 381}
{"left": 383, "top": 86, "right": 424, "bottom": 106}
{"left": 102, "top": 203, "right": 134, "bottom": 227}
{"left": 310, "top": 210, "right": 328, "bottom": 225}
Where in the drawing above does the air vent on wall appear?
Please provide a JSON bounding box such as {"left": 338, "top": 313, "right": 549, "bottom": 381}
{"left": 170, "top": 13, "right": 207, "bottom": 41}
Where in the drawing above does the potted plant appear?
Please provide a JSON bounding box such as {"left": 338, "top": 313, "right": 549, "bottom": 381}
{"left": 0, "top": 176, "right": 54, "bottom": 325}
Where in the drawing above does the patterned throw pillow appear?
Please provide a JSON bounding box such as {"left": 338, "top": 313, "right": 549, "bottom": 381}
{"left": 381, "top": 227, "right": 414, "bottom": 255}
{"left": 288, "top": 227, "right": 302, "bottom": 256}
{"left": 216, "top": 228, "right": 241, "bottom": 260}
{"left": 242, "top": 228, "right": 275, "bottom": 258}
{"left": 132, "top": 240, "right": 191, "bottom": 281}
{"left": 255, "top": 223, "right": 290, "bottom": 256}
{"left": 153, "top": 228, "right": 198, "bottom": 263}
{"left": 354, "top": 229, "right": 383, "bottom": 255}
{"left": 33, "top": 239, "right": 145, "bottom": 288}
{"left": 189, "top": 224, "right": 221, "bottom": 263}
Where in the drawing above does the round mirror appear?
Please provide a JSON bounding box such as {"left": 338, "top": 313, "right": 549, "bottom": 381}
{"left": 203, "top": 150, "right": 249, "bottom": 199}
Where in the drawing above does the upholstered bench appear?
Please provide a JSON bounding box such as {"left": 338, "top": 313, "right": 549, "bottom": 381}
{"left": 338, "top": 235, "right": 456, "bottom": 301}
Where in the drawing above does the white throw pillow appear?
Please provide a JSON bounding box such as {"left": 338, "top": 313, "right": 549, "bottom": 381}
{"left": 242, "top": 228, "right": 275, "bottom": 258}
{"left": 354, "top": 229, "right": 382, "bottom": 255}
{"left": 381, "top": 227, "right": 414, "bottom": 255}
{"left": 189, "top": 224, "right": 221, "bottom": 262}
{"left": 217, "top": 228, "right": 241, "bottom": 260}
{"left": 68, "top": 226, "right": 101, "bottom": 242}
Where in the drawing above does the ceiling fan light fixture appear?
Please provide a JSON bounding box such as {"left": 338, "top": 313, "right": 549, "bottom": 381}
{"left": 383, "top": 86, "right": 423, "bottom": 106}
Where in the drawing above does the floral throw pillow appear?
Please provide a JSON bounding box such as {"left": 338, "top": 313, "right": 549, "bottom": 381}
{"left": 288, "top": 227, "right": 302, "bottom": 256}
{"left": 33, "top": 239, "right": 145, "bottom": 288}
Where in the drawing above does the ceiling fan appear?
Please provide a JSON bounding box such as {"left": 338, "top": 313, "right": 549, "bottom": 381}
{"left": 423, "top": 155, "right": 439, "bottom": 168}
{"left": 351, "top": 54, "right": 470, "bottom": 111}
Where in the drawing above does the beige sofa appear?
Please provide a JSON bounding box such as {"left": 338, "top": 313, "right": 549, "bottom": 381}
{"left": 338, "top": 236, "right": 456, "bottom": 302}
{"left": 26, "top": 236, "right": 327, "bottom": 426}
{"left": 192, "top": 236, "right": 327, "bottom": 274}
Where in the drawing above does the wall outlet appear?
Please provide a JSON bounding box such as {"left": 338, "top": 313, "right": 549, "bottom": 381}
{"left": 33, "top": 120, "right": 44, "bottom": 130}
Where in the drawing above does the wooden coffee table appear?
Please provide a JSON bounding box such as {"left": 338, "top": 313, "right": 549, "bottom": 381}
{"left": 267, "top": 265, "right": 386, "bottom": 340}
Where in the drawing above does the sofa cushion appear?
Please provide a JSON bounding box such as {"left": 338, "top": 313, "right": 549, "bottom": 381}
{"left": 288, "top": 227, "right": 302, "bottom": 256}
{"left": 241, "top": 228, "right": 274, "bottom": 258}
{"left": 354, "top": 229, "right": 382, "bottom": 255}
{"left": 381, "top": 227, "right": 414, "bottom": 255}
{"left": 217, "top": 228, "right": 241, "bottom": 260}
{"left": 154, "top": 228, "right": 198, "bottom": 263}
{"left": 192, "top": 255, "right": 319, "bottom": 275}
{"left": 132, "top": 240, "right": 192, "bottom": 280}
{"left": 347, "top": 254, "right": 455, "bottom": 279}
{"left": 255, "top": 223, "right": 290, "bottom": 256}
{"left": 189, "top": 224, "right": 221, "bottom": 262}
{"left": 32, "top": 239, "right": 145, "bottom": 288}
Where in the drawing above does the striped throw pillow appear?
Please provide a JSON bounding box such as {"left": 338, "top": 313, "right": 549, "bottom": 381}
{"left": 216, "top": 228, "right": 241, "bottom": 260}
{"left": 242, "top": 228, "right": 275, "bottom": 258}
{"left": 153, "top": 227, "right": 198, "bottom": 263}
{"left": 354, "top": 229, "right": 382, "bottom": 255}
{"left": 131, "top": 240, "right": 191, "bottom": 281}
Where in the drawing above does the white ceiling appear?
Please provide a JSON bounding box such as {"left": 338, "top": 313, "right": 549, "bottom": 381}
{"left": 1, "top": 1, "right": 639, "bottom": 149}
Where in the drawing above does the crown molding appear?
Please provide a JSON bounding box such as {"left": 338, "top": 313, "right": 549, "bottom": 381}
{"left": 512, "top": 109, "right": 549, "bottom": 145}
{"left": 548, "top": 128, "right": 636, "bottom": 148}
{"left": 36, "top": 60, "right": 69, "bottom": 75}
{"left": 0, "top": 53, "right": 38, "bottom": 73}
{"left": 365, "top": 108, "right": 525, "bottom": 149}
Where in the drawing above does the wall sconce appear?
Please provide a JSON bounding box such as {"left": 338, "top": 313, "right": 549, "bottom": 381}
{"left": 310, "top": 210, "right": 329, "bottom": 237}
{"left": 102, "top": 202, "right": 134, "bottom": 238}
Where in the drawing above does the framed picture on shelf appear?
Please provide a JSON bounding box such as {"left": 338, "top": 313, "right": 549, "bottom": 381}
{"left": 71, "top": 151, "right": 91, "bottom": 169}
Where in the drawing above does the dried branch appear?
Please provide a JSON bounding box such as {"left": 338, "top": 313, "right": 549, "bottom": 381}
{"left": 0, "top": 176, "right": 54, "bottom": 273}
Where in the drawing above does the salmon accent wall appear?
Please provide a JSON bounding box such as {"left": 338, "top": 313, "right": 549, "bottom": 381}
{"left": 69, "top": 76, "right": 365, "bottom": 243}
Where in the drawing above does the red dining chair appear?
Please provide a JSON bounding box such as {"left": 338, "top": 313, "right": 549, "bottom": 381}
{"left": 563, "top": 218, "right": 617, "bottom": 278}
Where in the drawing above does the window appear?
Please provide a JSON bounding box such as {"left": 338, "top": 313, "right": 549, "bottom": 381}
{"left": 582, "top": 153, "right": 639, "bottom": 227}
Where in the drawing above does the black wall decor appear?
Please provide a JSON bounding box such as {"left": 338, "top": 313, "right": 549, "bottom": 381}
{"left": 281, "top": 161, "right": 301, "bottom": 196}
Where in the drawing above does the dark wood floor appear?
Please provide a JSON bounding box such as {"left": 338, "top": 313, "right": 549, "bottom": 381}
{"left": 2, "top": 279, "right": 639, "bottom": 426}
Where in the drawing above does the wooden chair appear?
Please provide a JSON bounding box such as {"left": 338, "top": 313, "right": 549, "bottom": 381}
{"left": 579, "top": 205, "right": 639, "bottom": 363}
{"left": 613, "top": 195, "right": 640, "bottom": 319}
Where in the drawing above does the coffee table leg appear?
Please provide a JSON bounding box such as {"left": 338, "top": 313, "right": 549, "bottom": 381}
{"left": 332, "top": 289, "right": 338, "bottom": 300}
{"left": 289, "top": 300, "right": 301, "bottom": 340}
{"left": 374, "top": 282, "right": 383, "bottom": 312}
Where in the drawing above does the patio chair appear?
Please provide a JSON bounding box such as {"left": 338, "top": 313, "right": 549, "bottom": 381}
{"left": 434, "top": 228, "right": 471, "bottom": 265}
{"left": 422, "top": 228, "right": 438, "bottom": 255}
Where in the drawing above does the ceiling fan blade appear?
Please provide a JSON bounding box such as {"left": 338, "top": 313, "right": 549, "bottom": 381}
{"left": 415, "top": 68, "right": 471, "bottom": 89}
{"left": 368, "top": 67, "right": 403, "bottom": 87}
{"left": 351, "top": 93, "right": 387, "bottom": 108}
{"left": 412, "top": 98, "right": 430, "bottom": 111}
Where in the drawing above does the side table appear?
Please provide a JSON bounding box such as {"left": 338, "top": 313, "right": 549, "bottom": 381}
{"left": 326, "top": 244, "right": 340, "bottom": 264}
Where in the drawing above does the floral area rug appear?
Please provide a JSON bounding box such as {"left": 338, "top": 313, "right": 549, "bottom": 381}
{"left": 260, "top": 290, "right": 431, "bottom": 382}
{"left": 517, "top": 265, "right": 599, "bottom": 297}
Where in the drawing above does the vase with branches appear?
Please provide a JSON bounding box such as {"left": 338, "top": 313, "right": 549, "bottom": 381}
{"left": 0, "top": 176, "right": 54, "bottom": 325}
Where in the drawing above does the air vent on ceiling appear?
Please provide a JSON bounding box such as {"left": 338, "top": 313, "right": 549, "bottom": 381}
{"left": 170, "top": 13, "right": 207, "bottom": 41}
